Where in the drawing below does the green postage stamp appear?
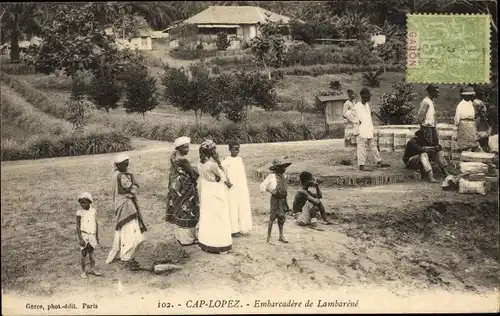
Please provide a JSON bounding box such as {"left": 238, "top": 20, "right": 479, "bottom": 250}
{"left": 406, "top": 14, "right": 491, "bottom": 84}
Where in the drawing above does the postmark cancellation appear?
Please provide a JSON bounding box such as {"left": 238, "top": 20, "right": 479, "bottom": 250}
{"left": 406, "top": 14, "right": 491, "bottom": 84}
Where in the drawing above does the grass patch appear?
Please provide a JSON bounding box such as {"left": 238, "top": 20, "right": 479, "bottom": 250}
{"left": 0, "top": 62, "right": 36, "bottom": 75}
{"left": 0, "top": 75, "right": 133, "bottom": 161}
{"left": 0, "top": 71, "right": 68, "bottom": 118}
{"left": 1, "top": 84, "right": 73, "bottom": 135}
{"left": 1, "top": 130, "right": 132, "bottom": 161}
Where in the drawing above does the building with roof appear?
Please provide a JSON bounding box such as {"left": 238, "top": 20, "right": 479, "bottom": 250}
{"left": 104, "top": 26, "right": 153, "bottom": 51}
{"left": 183, "top": 6, "right": 294, "bottom": 42}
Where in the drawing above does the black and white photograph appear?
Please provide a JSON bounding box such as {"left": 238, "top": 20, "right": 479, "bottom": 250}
{"left": 1, "top": 0, "right": 498, "bottom": 314}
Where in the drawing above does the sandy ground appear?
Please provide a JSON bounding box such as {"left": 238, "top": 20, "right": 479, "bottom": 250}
{"left": 1, "top": 139, "right": 498, "bottom": 314}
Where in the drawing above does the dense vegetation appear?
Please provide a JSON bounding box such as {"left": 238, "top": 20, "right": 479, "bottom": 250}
{"left": 0, "top": 1, "right": 497, "bottom": 161}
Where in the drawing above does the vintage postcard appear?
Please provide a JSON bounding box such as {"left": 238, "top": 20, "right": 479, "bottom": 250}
{"left": 1, "top": 1, "right": 498, "bottom": 315}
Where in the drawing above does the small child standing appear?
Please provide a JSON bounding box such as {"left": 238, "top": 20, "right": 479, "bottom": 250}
{"left": 76, "top": 192, "right": 101, "bottom": 279}
{"left": 260, "top": 158, "right": 292, "bottom": 244}
{"left": 222, "top": 140, "right": 253, "bottom": 236}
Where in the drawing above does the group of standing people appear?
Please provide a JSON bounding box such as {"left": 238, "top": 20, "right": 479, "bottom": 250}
{"left": 343, "top": 84, "right": 496, "bottom": 182}
{"left": 74, "top": 84, "right": 495, "bottom": 278}
{"left": 166, "top": 137, "right": 253, "bottom": 254}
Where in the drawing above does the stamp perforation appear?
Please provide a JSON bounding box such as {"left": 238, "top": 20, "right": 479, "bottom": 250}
{"left": 405, "top": 13, "right": 492, "bottom": 84}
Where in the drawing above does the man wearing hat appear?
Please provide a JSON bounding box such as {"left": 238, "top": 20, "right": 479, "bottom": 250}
{"left": 260, "top": 158, "right": 292, "bottom": 243}
{"left": 403, "top": 129, "right": 450, "bottom": 183}
{"left": 454, "top": 86, "right": 482, "bottom": 152}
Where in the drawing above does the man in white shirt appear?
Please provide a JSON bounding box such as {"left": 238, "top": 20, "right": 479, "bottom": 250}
{"left": 353, "top": 88, "right": 390, "bottom": 171}
{"left": 416, "top": 84, "right": 440, "bottom": 146}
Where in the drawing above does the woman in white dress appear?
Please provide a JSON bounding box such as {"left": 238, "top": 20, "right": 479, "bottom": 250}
{"left": 455, "top": 86, "right": 482, "bottom": 152}
{"left": 221, "top": 140, "right": 252, "bottom": 236}
{"left": 106, "top": 153, "right": 147, "bottom": 269}
{"left": 197, "top": 140, "right": 233, "bottom": 254}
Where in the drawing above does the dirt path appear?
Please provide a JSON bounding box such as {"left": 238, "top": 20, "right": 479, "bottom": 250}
{"left": 1, "top": 139, "right": 498, "bottom": 313}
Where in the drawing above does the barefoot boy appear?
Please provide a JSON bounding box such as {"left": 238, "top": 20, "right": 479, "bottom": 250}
{"left": 260, "top": 158, "right": 292, "bottom": 244}
{"left": 293, "top": 171, "right": 333, "bottom": 230}
{"left": 76, "top": 192, "right": 102, "bottom": 278}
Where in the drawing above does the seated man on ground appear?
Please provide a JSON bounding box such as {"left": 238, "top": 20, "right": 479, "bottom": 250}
{"left": 292, "top": 171, "right": 333, "bottom": 230}
{"left": 403, "top": 129, "right": 450, "bottom": 183}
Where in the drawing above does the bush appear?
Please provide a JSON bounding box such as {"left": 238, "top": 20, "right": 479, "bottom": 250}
{"left": 376, "top": 83, "right": 417, "bottom": 125}
{"left": 88, "top": 69, "right": 121, "bottom": 113}
{"left": 0, "top": 63, "right": 36, "bottom": 75}
{"left": 362, "top": 69, "right": 384, "bottom": 87}
{"left": 344, "top": 40, "right": 381, "bottom": 65}
{"left": 65, "top": 95, "right": 96, "bottom": 131}
{"left": 169, "top": 46, "right": 218, "bottom": 60}
{"left": 123, "top": 65, "right": 158, "bottom": 117}
{"left": 279, "top": 63, "right": 403, "bottom": 77}
{"left": 211, "top": 65, "right": 222, "bottom": 75}
{"left": 290, "top": 20, "right": 341, "bottom": 45}
{"left": 71, "top": 69, "right": 94, "bottom": 98}
{"left": 216, "top": 32, "right": 231, "bottom": 51}
{"left": 209, "top": 55, "right": 254, "bottom": 68}
{"left": 0, "top": 130, "right": 132, "bottom": 161}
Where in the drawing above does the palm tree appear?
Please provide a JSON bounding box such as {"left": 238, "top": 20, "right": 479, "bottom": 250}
{"left": 92, "top": 2, "right": 179, "bottom": 31}
{"left": 212, "top": 1, "right": 259, "bottom": 6}
{"left": 174, "top": 1, "right": 209, "bottom": 20}
{"left": 0, "top": 3, "right": 53, "bottom": 62}
{"left": 126, "top": 2, "right": 179, "bottom": 30}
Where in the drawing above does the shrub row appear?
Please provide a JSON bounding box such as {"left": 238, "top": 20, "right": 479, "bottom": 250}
{"left": 169, "top": 47, "right": 220, "bottom": 60}
{"left": 98, "top": 116, "right": 344, "bottom": 144}
{"left": 209, "top": 55, "right": 403, "bottom": 77}
{"left": 0, "top": 71, "right": 68, "bottom": 118}
{"left": 283, "top": 45, "right": 382, "bottom": 67}
{"left": 0, "top": 63, "right": 36, "bottom": 75}
{"left": 274, "top": 63, "right": 404, "bottom": 77}
{"left": 1, "top": 131, "right": 132, "bottom": 161}
{"left": 208, "top": 43, "right": 402, "bottom": 70}
{"left": 1, "top": 84, "right": 73, "bottom": 136}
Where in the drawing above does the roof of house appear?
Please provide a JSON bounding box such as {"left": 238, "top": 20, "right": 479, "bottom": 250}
{"left": 183, "top": 6, "right": 294, "bottom": 25}
{"left": 316, "top": 95, "right": 348, "bottom": 102}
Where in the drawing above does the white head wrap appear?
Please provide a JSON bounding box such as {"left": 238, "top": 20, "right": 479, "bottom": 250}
{"left": 78, "top": 191, "right": 93, "bottom": 203}
{"left": 174, "top": 136, "right": 191, "bottom": 149}
{"left": 113, "top": 153, "right": 130, "bottom": 165}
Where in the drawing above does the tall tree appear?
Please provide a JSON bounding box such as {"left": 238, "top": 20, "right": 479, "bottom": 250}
{"left": 249, "top": 19, "right": 286, "bottom": 80}
{"left": 0, "top": 2, "right": 53, "bottom": 62}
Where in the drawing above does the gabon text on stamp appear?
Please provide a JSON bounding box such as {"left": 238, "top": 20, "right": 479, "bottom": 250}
{"left": 406, "top": 14, "right": 491, "bottom": 84}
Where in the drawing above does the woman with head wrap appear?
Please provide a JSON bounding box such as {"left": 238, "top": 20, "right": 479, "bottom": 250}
{"left": 473, "top": 87, "right": 492, "bottom": 152}
{"left": 106, "top": 153, "right": 147, "bottom": 270}
{"left": 454, "top": 86, "right": 482, "bottom": 152}
{"left": 197, "top": 140, "right": 233, "bottom": 254}
{"left": 166, "top": 136, "right": 200, "bottom": 246}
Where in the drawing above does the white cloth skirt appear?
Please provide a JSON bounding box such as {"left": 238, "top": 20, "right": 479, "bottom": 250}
{"left": 198, "top": 178, "right": 232, "bottom": 253}
{"left": 174, "top": 226, "right": 198, "bottom": 245}
{"left": 106, "top": 218, "right": 143, "bottom": 263}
